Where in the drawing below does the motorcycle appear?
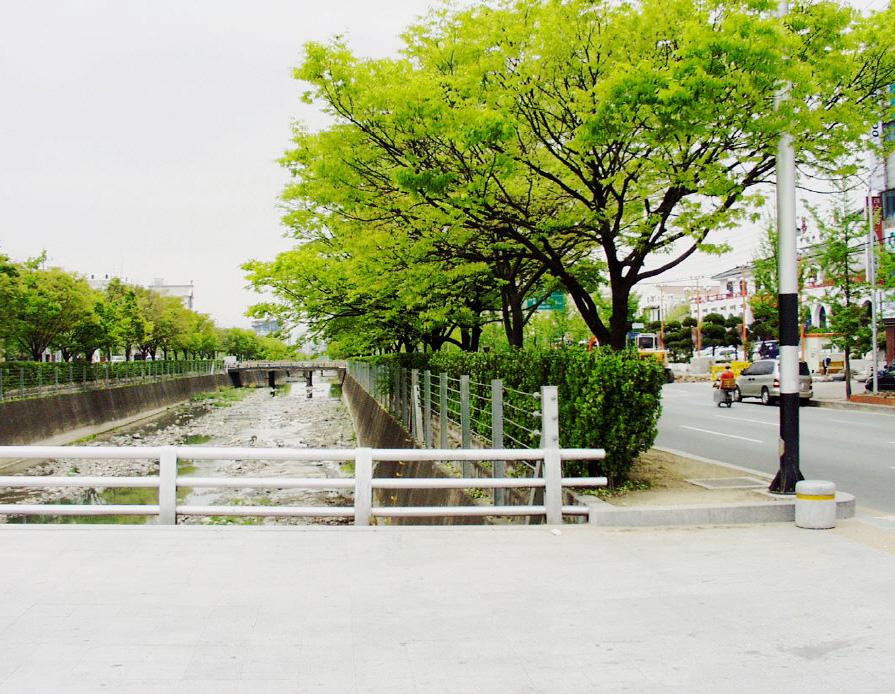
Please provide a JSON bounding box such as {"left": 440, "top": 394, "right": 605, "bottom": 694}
{"left": 713, "top": 383, "right": 735, "bottom": 408}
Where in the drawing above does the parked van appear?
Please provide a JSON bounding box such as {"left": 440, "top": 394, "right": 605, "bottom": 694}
{"left": 735, "top": 359, "right": 813, "bottom": 405}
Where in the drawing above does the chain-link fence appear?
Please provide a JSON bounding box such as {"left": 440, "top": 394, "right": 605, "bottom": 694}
{"left": 0, "top": 360, "right": 224, "bottom": 402}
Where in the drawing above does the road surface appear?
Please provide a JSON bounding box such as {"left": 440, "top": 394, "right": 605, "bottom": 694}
{"left": 657, "top": 382, "right": 895, "bottom": 513}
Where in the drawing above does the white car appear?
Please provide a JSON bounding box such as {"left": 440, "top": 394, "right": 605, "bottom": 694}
{"left": 735, "top": 359, "right": 813, "bottom": 405}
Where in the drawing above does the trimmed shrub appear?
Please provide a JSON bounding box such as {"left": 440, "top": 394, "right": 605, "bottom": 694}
{"left": 360, "top": 348, "right": 665, "bottom": 485}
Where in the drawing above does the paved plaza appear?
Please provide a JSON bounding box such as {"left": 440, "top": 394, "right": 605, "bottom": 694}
{"left": 1, "top": 522, "right": 894, "bottom": 693}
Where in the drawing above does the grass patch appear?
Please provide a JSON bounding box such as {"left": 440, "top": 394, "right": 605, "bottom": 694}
{"left": 193, "top": 387, "right": 253, "bottom": 408}
{"left": 181, "top": 434, "right": 212, "bottom": 445}
{"left": 576, "top": 478, "right": 651, "bottom": 498}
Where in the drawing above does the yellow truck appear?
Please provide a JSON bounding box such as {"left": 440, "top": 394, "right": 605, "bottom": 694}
{"left": 634, "top": 333, "right": 675, "bottom": 383}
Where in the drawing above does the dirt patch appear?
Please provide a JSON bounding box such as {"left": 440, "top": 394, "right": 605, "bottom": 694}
{"left": 599, "top": 449, "right": 777, "bottom": 507}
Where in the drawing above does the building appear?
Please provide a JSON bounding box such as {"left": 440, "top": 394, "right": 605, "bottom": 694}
{"left": 148, "top": 278, "right": 194, "bottom": 310}
{"left": 251, "top": 318, "right": 280, "bottom": 337}
{"left": 637, "top": 284, "right": 697, "bottom": 324}
{"left": 688, "top": 266, "right": 755, "bottom": 326}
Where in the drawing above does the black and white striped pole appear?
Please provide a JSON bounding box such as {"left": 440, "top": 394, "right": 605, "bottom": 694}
{"left": 769, "top": 0, "right": 804, "bottom": 494}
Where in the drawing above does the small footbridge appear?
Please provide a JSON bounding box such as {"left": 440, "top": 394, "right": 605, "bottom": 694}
{"left": 226, "top": 360, "right": 346, "bottom": 388}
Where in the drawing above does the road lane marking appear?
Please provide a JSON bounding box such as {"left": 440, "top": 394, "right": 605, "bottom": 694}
{"left": 715, "top": 415, "right": 777, "bottom": 427}
{"left": 680, "top": 425, "right": 763, "bottom": 443}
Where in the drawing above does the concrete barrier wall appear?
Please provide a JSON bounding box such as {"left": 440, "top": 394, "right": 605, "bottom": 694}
{"left": 341, "top": 373, "right": 478, "bottom": 525}
{"left": 0, "top": 374, "right": 229, "bottom": 445}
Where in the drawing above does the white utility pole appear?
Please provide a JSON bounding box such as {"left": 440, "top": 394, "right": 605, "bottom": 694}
{"left": 770, "top": 0, "right": 803, "bottom": 494}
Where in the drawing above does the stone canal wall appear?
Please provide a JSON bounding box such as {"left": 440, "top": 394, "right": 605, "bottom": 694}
{"left": 341, "top": 372, "right": 478, "bottom": 525}
{"left": 0, "top": 374, "right": 230, "bottom": 446}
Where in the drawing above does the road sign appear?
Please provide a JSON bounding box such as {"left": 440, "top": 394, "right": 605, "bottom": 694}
{"left": 525, "top": 291, "right": 566, "bottom": 312}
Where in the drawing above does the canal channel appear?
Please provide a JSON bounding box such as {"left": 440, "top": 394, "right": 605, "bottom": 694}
{"left": 0, "top": 377, "right": 357, "bottom": 524}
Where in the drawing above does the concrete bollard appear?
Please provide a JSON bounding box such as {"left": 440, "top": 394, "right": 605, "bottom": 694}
{"left": 795, "top": 480, "right": 837, "bottom": 529}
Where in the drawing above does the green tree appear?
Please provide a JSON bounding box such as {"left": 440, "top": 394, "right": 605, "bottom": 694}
{"left": 0, "top": 254, "right": 22, "bottom": 358}
{"left": 291, "top": 0, "right": 895, "bottom": 351}
{"left": 810, "top": 191, "right": 868, "bottom": 398}
{"left": 9, "top": 263, "right": 94, "bottom": 361}
{"left": 701, "top": 313, "right": 729, "bottom": 354}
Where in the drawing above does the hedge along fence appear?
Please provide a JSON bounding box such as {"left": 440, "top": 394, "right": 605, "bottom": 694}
{"left": 356, "top": 348, "right": 665, "bottom": 486}
{"left": 0, "top": 360, "right": 222, "bottom": 400}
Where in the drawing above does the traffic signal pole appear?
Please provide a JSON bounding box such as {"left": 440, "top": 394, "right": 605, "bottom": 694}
{"left": 770, "top": 0, "right": 803, "bottom": 494}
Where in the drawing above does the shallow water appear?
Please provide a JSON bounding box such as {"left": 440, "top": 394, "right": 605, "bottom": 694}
{"left": 1, "top": 379, "right": 357, "bottom": 525}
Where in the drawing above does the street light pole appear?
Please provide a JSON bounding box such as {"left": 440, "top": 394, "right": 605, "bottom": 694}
{"left": 868, "top": 184, "right": 879, "bottom": 394}
{"left": 770, "top": 0, "right": 803, "bottom": 494}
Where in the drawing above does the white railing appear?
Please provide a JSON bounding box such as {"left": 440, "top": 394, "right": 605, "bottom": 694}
{"left": 0, "top": 445, "right": 606, "bottom": 525}
{"left": 228, "top": 361, "right": 346, "bottom": 371}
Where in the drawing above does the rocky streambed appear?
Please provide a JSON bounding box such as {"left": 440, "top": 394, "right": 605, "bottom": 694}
{"left": 0, "top": 379, "right": 357, "bottom": 525}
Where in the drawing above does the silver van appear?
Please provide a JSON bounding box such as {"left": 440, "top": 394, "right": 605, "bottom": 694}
{"left": 735, "top": 359, "right": 813, "bottom": 405}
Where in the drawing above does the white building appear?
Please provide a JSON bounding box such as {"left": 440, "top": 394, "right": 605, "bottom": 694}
{"left": 637, "top": 284, "right": 697, "bottom": 324}
{"left": 148, "top": 278, "right": 194, "bottom": 310}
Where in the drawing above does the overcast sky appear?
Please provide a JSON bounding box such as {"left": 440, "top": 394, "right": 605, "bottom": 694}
{"left": 0, "top": 0, "right": 884, "bottom": 327}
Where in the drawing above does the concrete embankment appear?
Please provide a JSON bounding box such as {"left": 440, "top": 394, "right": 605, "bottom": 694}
{"left": 0, "top": 374, "right": 229, "bottom": 446}
{"left": 341, "top": 372, "right": 477, "bottom": 524}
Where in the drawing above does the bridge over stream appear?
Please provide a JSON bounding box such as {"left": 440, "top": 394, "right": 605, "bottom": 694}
{"left": 226, "top": 360, "right": 346, "bottom": 388}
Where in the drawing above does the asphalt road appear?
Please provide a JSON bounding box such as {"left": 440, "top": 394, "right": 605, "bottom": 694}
{"left": 657, "top": 382, "right": 895, "bottom": 514}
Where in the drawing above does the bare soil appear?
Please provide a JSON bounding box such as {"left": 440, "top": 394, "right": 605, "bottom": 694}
{"left": 601, "top": 449, "right": 779, "bottom": 507}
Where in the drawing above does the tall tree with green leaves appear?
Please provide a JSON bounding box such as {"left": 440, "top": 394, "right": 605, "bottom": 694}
{"left": 810, "top": 192, "right": 869, "bottom": 398}
{"left": 267, "top": 0, "right": 895, "bottom": 353}
{"left": 9, "top": 263, "right": 94, "bottom": 361}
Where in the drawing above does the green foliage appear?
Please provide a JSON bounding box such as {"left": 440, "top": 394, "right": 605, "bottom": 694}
{"left": 0, "top": 359, "right": 219, "bottom": 395}
{"left": 364, "top": 347, "right": 665, "bottom": 486}
{"left": 0, "top": 254, "right": 253, "bottom": 362}
{"left": 663, "top": 321, "right": 693, "bottom": 362}
{"left": 219, "top": 328, "right": 297, "bottom": 362}
{"left": 248, "top": 0, "right": 895, "bottom": 355}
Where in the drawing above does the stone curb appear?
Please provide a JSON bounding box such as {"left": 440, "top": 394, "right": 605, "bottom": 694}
{"left": 580, "top": 492, "right": 855, "bottom": 527}
{"left": 809, "top": 399, "right": 895, "bottom": 414}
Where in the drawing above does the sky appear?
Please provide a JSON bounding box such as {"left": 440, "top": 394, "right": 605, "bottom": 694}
{"left": 0, "top": 0, "right": 886, "bottom": 327}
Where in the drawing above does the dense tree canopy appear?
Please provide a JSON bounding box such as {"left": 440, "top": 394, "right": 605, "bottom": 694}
{"left": 248, "top": 0, "right": 895, "bottom": 355}
{"left": 0, "top": 255, "right": 293, "bottom": 362}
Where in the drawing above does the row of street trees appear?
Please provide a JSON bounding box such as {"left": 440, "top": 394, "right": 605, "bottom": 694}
{"left": 246, "top": 0, "right": 895, "bottom": 357}
{"left": 0, "top": 254, "right": 294, "bottom": 363}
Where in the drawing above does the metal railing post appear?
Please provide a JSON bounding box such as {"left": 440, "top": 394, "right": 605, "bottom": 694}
{"left": 439, "top": 373, "right": 448, "bottom": 449}
{"left": 54, "top": 365, "right": 59, "bottom": 386}
{"left": 492, "top": 379, "right": 505, "bottom": 506}
{"left": 401, "top": 368, "right": 409, "bottom": 429}
{"left": 158, "top": 447, "right": 177, "bottom": 525}
{"left": 411, "top": 369, "right": 423, "bottom": 442}
{"left": 19, "top": 368, "right": 24, "bottom": 396}
{"left": 0, "top": 368, "right": 4, "bottom": 400}
{"left": 423, "top": 370, "right": 432, "bottom": 448}
{"left": 354, "top": 447, "right": 373, "bottom": 526}
{"left": 460, "top": 374, "right": 471, "bottom": 476}
{"left": 541, "top": 386, "right": 562, "bottom": 524}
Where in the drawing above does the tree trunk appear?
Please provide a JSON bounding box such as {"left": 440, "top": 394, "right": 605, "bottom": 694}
{"left": 608, "top": 284, "right": 632, "bottom": 350}
{"left": 500, "top": 286, "right": 526, "bottom": 348}
{"left": 469, "top": 324, "right": 482, "bottom": 353}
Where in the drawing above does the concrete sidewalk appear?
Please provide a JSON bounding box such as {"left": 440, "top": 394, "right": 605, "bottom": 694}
{"left": 1, "top": 523, "right": 894, "bottom": 693}
{"left": 809, "top": 379, "right": 895, "bottom": 412}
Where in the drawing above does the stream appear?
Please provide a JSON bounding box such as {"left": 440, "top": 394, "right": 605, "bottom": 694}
{"left": 0, "top": 378, "right": 357, "bottom": 525}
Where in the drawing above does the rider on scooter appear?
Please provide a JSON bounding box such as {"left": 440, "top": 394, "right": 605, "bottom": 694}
{"left": 718, "top": 364, "right": 737, "bottom": 406}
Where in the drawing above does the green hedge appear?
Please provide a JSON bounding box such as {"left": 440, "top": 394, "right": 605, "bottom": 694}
{"left": 358, "top": 348, "right": 665, "bottom": 485}
{"left": 0, "top": 360, "right": 219, "bottom": 395}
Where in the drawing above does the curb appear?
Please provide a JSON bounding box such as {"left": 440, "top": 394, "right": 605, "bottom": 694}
{"left": 810, "top": 399, "right": 895, "bottom": 415}
{"left": 576, "top": 446, "right": 856, "bottom": 527}
{"left": 580, "top": 492, "right": 855, "bottom": 527}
